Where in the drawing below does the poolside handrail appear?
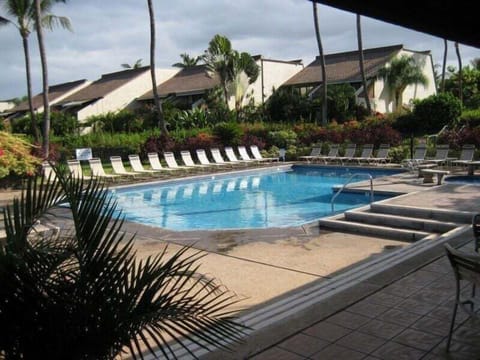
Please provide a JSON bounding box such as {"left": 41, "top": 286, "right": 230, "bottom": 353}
{"left": 331, "top": 173, "right": 374, "bottom": 213}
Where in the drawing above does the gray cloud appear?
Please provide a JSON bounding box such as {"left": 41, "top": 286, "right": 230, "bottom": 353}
{"left": 0, "top": 0, "right": 478, "bottom": 100}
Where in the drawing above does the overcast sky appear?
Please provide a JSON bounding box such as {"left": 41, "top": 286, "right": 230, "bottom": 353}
{"left": 1, "top": 0, "right": 478, "bottom": 100}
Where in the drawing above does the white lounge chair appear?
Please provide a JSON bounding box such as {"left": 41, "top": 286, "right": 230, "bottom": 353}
{"left": 452, "top": 144, "right": 476, "bottom": 166}
{"left": 110, "top": 156, "right": 140, "bottom": 177}
{"left": 335, "top": 144, "right": 357, "bottom": 164}
{"left": 299, "top": 146, "right": 322, "bottom": 163}
{"left": 354, "top": 144, "right": 374, "bottom": 164}
{"left": 88, "top": 158, "right": 120, "bottom": 180}
{"left": 403, "top": 145, "right": 427, "bottom": 168}
{"left": 237, "top": 146, "right": 257, "bottom": 163}
{"left": 180, "top": 150, "right": 208, "bottom": 168}
{"left": 425, "top": 144, "right": 452, "bottom": 165}
{"left": 317, "top": 144, "right": 339, "bottom": 163}
{"left": 147, "top": 153, "right": 177, "bottom": 172}
{"left": 250, "top": 145, "right": 279, "bottom": 162}
{"left": 225, "top": 147, "right": 249, "bottom": 164}
{"left": 369, "top": 144, "right": 391, "bottom": 165}
{"left": 210, "top": 148, "right": 234, "bottom": 166}
{"left": 42, "top": 162, "right": 57, "bottom": 182}
{"left": 128, "top": 154, "right": 160, "bottom": 174}
{"left": 67, "top": 160, "right": 91, "bottom": 180}
{"left": 163, "top": 152, "right": 191, "bottom": 170}
{"left": 196, "top": 149, "right": 224, "bottom": 167}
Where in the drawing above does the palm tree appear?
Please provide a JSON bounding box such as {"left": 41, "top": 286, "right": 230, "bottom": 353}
{"left": 441, "top": 39, "right": 448, "bottom": 92}
{"left": 172, "top": 53, "right": 201, "bottom": 68}
{"left": 312, "top": 1, "right": 327, "bottom": 125}
{"left": 0, "top": 167, "right": 248, "bottom": 359}
{"left": 356, "top": 14, "right": 371, "bottom": 114}
{"left": 147, "top": 0, "right": 167, "bottom": 135}
{"left": 121, "top": 58, "right": 143, "bottom": 69}
{"left": 0, "top": 0, "right": 70, "bottom": 142}
{"left": 203, "top": 34, "right": 259, "bottom": 111}
{"left": 455, "top": 41, "right": 463, "bottom": 105}
{"left": 378, "top": 55, "right": 428, "bottom": 112}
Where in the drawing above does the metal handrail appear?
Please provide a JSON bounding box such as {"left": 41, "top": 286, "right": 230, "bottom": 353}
{"left": 331, "top": 173, "right": 374, "bottom": 213}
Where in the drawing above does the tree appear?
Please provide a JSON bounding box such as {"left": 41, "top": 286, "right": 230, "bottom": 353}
{"left": 378, "top": 55, "right": 428, "bottom": 112}
{"left": 312, "top": 1, "right": 327, "bottom": 125}
{"left": 0, "top": 167, "right": 248, "bottom": 359}
{"left": 203, "top": 34, "right": 259, "bottom": 111}
{"left": 356, "top": 14, "right": 371, "bottom": 114}
{"left": 147, "top": 0, "right": 167, "bottom": 135}
{"left": 172, "top": 53, "right": 201, "bottom": 68}
{"left": 455, "top": 41, "right": 463, "bottom": 105}
{"left": 441, "top": 39, "right": 448, "bottom": 92}
{"left": 121, "top": 58, "right": 143, "bottom": 69}
{"left": 0, "top": 0, "right": 71, "bottom": 143}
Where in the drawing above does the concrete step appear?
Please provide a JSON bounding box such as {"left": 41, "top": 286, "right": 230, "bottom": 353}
{"left": 344, "top": 210, "right": 459, "bottom": 233}
{"left": 319, "top": 218, "right": 432, "bottom": 242}
{"left": 370, "top": 203, "right": 473, "bottom": 224}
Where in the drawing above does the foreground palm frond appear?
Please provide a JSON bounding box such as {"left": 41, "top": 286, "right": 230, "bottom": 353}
{"left": 0, "top": 166, "right": 248, "bottom": 359}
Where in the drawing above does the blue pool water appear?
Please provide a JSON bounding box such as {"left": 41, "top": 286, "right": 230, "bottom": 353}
{"left": 111, "top": 166, "right": 403, "bottom": 231}
{"left": 445, "top": 175, "right": 480, "bottom": 184}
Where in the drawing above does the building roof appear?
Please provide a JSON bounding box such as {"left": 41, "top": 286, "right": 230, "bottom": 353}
{"left": 58, "top": 66, "right": 150, "bottom": 105}
{"left": 138, "top": 65, "right": 219, "bottom": 100}
{"left": 283, "top": 44, "right": 404, "bottom": 87}
{"left": 310, "top": 0, "right": 478, "bottom": 49}
{"left": 10, "top": 79, "right": 89, "bottom": 112}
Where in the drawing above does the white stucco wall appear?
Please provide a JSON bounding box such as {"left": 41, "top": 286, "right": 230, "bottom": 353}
{"left": 77, "top": 68, "right": 179, "bottom": 122}
{"left": 0, "top": 101, "right": 15, "bottom": 112}
{"left": 372, "top": 50, "right": 437, "bottom": 113}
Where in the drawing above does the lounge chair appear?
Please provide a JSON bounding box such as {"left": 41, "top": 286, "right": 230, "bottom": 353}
{"left": 88, "top": 158, "right": 120, "bottom": 180}
{"left": 67, "top": 160, "right": 91, "bottom": 180}
{"left": 110, "top": 156, "right": 140, "bottom": 177}
{"left": 147, "top": 153, "right": 177, "bottom": 172}
{"left": 163, "top": 152, "right": 191, "bottom": 170}
{"left": 369, "top": 144, "right": 391, "bottom": 165}
{"left": 128, "top": 154, "right": 160, "bottom": 174}
{"left": 299, "top": 146, "right": 322, "bottom": 163}
{"left": 402, "top": 145, "right": 427, "bottom": 168}
{"left": 196, "top": 149, "right": 224, "bottom": 167}
{"left": 452, "top": 144, "right": 476, "bottom": 166}
{"left": 335, "top": 144, "right": 357, "bottom": 164}
{"left": 180, "top": 150, "right": 209, "bottom": 168}
{"left": 317, "top": 144, "right": 339, "bottom": 163}
{"left": 250, "top": 145, "right": 279, "bottom": 162}
{"left": 237, "top": 146, "right": 257, "bottom": 163}
{"left": 210, "top": 148, "right": 235, "bottom": 166}
{"left": 354, "top": 144, "right": 374, "bottom": 164}
{"left": 424, "top": 144, "right": 452, "bottom": 165}
{"left": 225, "top": 147, "right": 249, "bottom": 164}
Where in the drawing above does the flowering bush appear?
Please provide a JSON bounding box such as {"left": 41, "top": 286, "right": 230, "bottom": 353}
{"left": 0, "top": 132, "right": 40, "bottom": 179}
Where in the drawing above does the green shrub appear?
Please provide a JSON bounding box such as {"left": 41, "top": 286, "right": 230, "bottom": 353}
{"left": 411, "top": 93, "right": 462, "bottom": 134}
{"left": 212, "top": 122, "right": 243, "bottom": 145}
{"left": 266, "top": 130, "right": 297, "bottom": 148}
{"left": 0, "top": 132, "right": 40, "bottom": 179}
{"left": 458, "top": 109, "right": 480, "bottom": 128}
{"left": 85, "top": 110, "right": 143, "bottom": 133}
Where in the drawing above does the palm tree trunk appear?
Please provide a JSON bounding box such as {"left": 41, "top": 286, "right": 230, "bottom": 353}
{"left": 312, "top": 2, "right": 328, "bottom": 126}
{"left": 441, "top": 39, "right": 447, "bottom": 93}
{"left": 147, "top": 0, "right": 168, "bottom": 136}
{"left": 455, "top": 41, "right": 463, "bottom": 105}
{"left": 356, "top": 14, "right": 371, "bottom": 114}
{"left": 21, "top": 35, "right": 40, "bottom": 142}
{"left": 34, "top": 0, "right": 50, "bottom": 158}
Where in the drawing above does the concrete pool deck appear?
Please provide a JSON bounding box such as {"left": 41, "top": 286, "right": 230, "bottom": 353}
{"left": 1, "top": 166, "right": 479, "bottom": 359}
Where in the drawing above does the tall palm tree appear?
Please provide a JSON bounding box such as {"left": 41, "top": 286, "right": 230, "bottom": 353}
{"left": 378, "top": 55, "right": 428, "bottom": 112}
{"left": 172, "top": 53, "right": 201, "bottom": 68}
{"left": 441, "top": 39, "right": 448, "bottom": 92}
{"left": 229, "top": 50, "right": 259, "bottom": 112}
{"left": 147, "top": 0, "right": 167, "bottom": 135}
{"left": 312, "top": 1, "right": 327, "bottom": 125}
{"left": 0, "top": 0, "right": 70, "bottom": 142}
{"left": 455, "top": 41, "right": 463, "bottom": 105}
{"left": 0, "top": 167, "right": 248, "bottom": 359}
{"left": 356, "top": 14, "right": 371, "bottom": 114}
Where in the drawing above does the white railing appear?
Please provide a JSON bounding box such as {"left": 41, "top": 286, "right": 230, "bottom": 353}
{"left": 331, "top": 173, "right": 374, "bottom": 213}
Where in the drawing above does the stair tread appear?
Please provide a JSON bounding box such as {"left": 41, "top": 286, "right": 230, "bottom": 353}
{"left": 320, "top": 218, "right": 431, "bottom": 236}
{"left": 345, "top": 210, "right": 460, "bottom": 227}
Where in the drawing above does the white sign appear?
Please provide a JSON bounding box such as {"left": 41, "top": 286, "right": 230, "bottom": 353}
{"left": 75, "top": 148, "right": 92, "bottom": 161}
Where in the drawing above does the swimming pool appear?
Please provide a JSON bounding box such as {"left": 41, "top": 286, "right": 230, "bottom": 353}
{"left": 445, "top": 175, "right": 480, "bottom": 184}
{"left": 111, "top": 166, "right": 403, "bottom": 231}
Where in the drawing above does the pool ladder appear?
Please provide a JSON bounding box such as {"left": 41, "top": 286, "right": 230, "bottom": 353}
{"left": 331, "top": 173, "right": 374, "bottom": 213}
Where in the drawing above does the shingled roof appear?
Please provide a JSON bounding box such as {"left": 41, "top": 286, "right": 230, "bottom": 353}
{"left": 58, "top": 66, "right": 150, "bottom": 105}
{"left": 138, "top": 65, "right": 219, "bottom": 100}
{"left": 283, "top": 44, "right": 404, "bottom": 87}
{"left": 10, "top": 79, "right": 89, "bottom": 112}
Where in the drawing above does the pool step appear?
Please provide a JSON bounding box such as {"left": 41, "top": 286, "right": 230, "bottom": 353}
{"left": 319, "top": 203, "right": 473, "bottom": 242}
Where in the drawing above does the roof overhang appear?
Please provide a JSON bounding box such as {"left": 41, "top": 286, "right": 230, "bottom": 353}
{"left": 309, "top": 0, "right": 479, "bottom": 49}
